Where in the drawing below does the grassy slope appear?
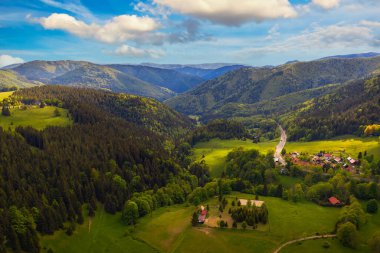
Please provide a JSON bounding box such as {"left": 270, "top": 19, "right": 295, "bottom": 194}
{"left": 0, "top": 70, "right": 37, "bottom": 89}
{"left": 191, "top": 136, "right": 380, "bottom": 177}
{"left": 281, "top": 202, "right": 380, "bottom": 253}
{"left": 41, "top": 208, "right": 157, "bottom": 253}
{"left": 39, "top": 196, "right": 378, "bottom": 253}
{"left": 0, "top": 91, "right": 13, "bottom": 100}
{"left": 0, "top": 106, "right": 72, "bottom": 130}
{"left": 192, "top": 138, "right": 278, "bottom": 177}
{"left": 285, "top": 135, "right": 380, "bottom": 160}
{"left": 134, "top": 194, "right": 341, "bottom": 253}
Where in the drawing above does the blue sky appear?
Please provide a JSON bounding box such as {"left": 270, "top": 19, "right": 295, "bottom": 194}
{"left": 0, "top": 0, "right": 380, "bottom": 67}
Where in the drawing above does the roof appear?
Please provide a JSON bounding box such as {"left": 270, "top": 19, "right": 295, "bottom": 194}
{"left": 324, "top": 154, "right": 332, "bottom": 157}
{"left": 349, "top": 159, "right": 356, "bottom": 164}
{"left": 200, "top": 210, "right": 207, "bottom": 215}
{"left": 238, "top": 199, "right": 265, "bottom": 207}
{"left": 328, "top": 197, "right": 341, "bottom": 205}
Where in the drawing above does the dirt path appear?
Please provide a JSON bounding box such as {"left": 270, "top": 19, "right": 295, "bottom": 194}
{"left": 273, "top": 234, "right": 336, "bottom": 253}
{"left": 274, "top": 125, "right": 287, "bottom": 166}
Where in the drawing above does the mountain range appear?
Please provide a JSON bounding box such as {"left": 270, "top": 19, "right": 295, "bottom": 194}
{"left": 0, "top": 61, "right": 246, "bottom": 100}
{"left": 166, "top": 56, "right": 380, "bottom": 119}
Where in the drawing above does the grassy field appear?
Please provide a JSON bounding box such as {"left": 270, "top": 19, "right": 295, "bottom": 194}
{"left": 192, "top": 138, "right": 278, "bottom": 177}
{"left": 0, "top": 91, "right": 13, "bottom": 100}
{"left": 192, "top": 136, "right": 380, "bottom": 177}
{"left": 0, "top": 106, "right": 72, "bottom": 130}
{"left": 41, "top": 195, "right": 378, "bottom": 253}
{"left": 41, "top": 208, "right": 157, "bottom": 253}
{"left": 133, "top": 193, "right": 341, "bottom": 253}
{"left": 285, "top": 135, "right": 380, "bottom": 160}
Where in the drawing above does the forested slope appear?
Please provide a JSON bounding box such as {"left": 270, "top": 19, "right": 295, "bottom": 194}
{"left": 0, "top": 86, "right": 195, "bottom": 252}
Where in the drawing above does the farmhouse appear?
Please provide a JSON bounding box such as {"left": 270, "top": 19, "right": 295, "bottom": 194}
{"left": 198, "top": 206, "right": 207, "bottom": 223}
{"left": 328, "top": 197, "right": 341, "bottom": 205}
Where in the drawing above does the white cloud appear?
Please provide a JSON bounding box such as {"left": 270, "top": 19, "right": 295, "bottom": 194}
{"left": 0, "top": 54, "right": 24, "bottom": 68}
{"left": 35, "top": 13, "right": 160, "bottom": 44}
{"left": 360, "top": 20, "right": 380, "bottom": 28}
{"left": 39, "top": 0, "right": 94, "bottom": 20}
{"left": 234, "top": 24, "right": 377, "bottom": 58}
{"left": 114, "top": 44, "right": 165, "bottom": 58}
{"left": 154, "top": 0, "right": 297, "bottom": 26}
{"left": 312, "top": 0, "right": 340, "bottom": 9}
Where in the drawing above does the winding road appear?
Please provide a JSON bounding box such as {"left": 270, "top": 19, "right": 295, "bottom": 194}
{"left": 273, "top": 234, "right": 337, "bottom": 253}
{"left": 274, "top": 125, "right": 287, "bottom": 166}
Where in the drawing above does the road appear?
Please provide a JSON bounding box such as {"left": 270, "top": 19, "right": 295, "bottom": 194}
{"left": 273, "top": 234, "right": 336, "bottom": 253}
{"left": 274, "top": 125, "right": 287, "bottom": 166}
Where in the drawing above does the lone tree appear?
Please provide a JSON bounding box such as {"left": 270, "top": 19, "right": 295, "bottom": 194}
{"left": 242, "top": 221, "right": 247, "bottom": 230}
{"left": 54, "top": 108, "right": 61, "bottom": 117}
{"left": 367, "top": 199, "right": 378, "bottom": 214}
{"left": 191, "top": 212, "right": 198, "bottom": 226}
{"left": 2, "top": 106, "right": 11, "bottom": 116}
{"left": 122, "top": 201, "right": 139, "bottom": 226}
{"left": 337, "top": 222, "right": 358, "bottom": 248}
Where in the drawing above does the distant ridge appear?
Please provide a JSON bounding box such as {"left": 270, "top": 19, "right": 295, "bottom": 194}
{"left": 140, "top": 63, "right": 249, "bottom": 69}
{"left": 321, "top": 52, "right": 380, "bottom": 60}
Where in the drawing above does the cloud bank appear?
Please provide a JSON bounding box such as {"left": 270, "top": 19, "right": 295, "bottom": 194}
{"left": 0, "top": 54, "right": 24, "bottom": 68}
{"left": 36, "top": 13, "right": 160, "bottom": 44}
{"left": 154, "top": 0, "right": 297, "bottom": 26}
{"left": 312, "top": 0, "right": 340, "bottom": 9}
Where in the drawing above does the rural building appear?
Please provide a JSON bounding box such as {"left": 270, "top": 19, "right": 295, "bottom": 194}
{"left": 198, "top": 206, "right": 207, "bottom": 223}
{"left": 328, "top": 197, "right": 341, "bottom": 205}
{"left": 238, "top": 199, "right": 265, "bottom": 207}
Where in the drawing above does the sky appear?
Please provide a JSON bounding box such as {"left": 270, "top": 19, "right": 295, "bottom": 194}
{"left": 0, "top": 0, "right": 380, "bottom": 67}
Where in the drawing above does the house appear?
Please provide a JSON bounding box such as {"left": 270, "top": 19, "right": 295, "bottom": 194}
{"left": 349, "top": 159, "right": 356, "bottom": 164}
{"left": 324, "top": 154, "right": 332, "bottom": 160}
{"left": 334, "top": 157, "right": 342, "bottom": 163}
{"left": 328, "top": 197, "right": 341, "bottom": 205}
{"left": 198, "top": 208, "right": 207, "bottom": 223}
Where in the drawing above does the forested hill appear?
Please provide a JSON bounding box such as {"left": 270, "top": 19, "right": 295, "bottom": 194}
{"left": 165, "top": 56, "right": 380, "bottom": 116}
{"left": 15, "top": 86, "right": 194, "bottom": 138}
{"left": 0, "top": 86, "right": 196, "bottom": 252}
{"left": 284, "top": 75, "right": 380, "bottom": 141}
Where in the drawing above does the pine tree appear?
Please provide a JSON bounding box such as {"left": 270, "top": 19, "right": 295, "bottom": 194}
{"left": 191, "top": 212, "right": 198, "bottom": 226}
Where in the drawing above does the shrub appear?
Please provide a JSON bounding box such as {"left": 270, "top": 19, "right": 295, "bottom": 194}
{"left": 367, "top": 199, "right": 378, "bottom": 214}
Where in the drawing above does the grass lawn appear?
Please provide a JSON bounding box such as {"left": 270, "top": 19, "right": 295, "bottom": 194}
{"left": 131, "top": 194, "right": 342, "bottom": 253}
{"left": 0, "top": 91, "right": 14, "bottom": 100}
{"left": 41, "top": 207, "right": 157, "bottom": 253}
{"left": 0, "top": 106, "right": 72, "bottom": 130}
{"left": 285, "top": 136, "right": 380, "bottom": 160}
{"left": 41, "top": 195, "right": 375, "bottom": 253}
{"left": 192, "top": 138, "right": 278, "bottom": 177}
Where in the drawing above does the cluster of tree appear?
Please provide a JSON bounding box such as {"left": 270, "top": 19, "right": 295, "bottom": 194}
{"left": 304, "top": 172, "right": 380, "bottom": 205}
{"left": 0, "top": 86, "right": 18, "bottom": 92}
{"left": 285, "top": 76, "right": 380, "bottom": 141}
{"left": 0, "top": 86, "right": 197, "bottom": 252}
{"left": 187, "top": 119, "right": 250, "bottom": 145}
{"left": 336, "top": 196, "right": 366, "bottom": 248}
{"left": 225, "top": 149, "right": 275, "bottom": 185}
{"left": 229, "top": 204, "right": 268, "bottom": 228}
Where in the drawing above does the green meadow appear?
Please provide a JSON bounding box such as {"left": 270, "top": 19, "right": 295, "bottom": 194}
{"left": 0, "top": 106, "right": 72, "bottom": 130}
{"left": 192, "top": 136, "right": 380, "bottom": 177}
{"left": 0, "top": 91, "right": 13, "bottom": 100}
{"left": 285, "top": 135, "right": 380, "bottom": 160}
{"left": 192, "top": 138, "right": 278, "bottom": 177}
{"left": 41, "top": 208, "right": 157, "bottom": 253}
{"left": 41, "top": 194, "right": 344, "bottom": 253}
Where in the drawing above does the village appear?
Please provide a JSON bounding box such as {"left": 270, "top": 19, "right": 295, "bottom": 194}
{"left": 277, "top": 150, "right": 363, "bottom": 175}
